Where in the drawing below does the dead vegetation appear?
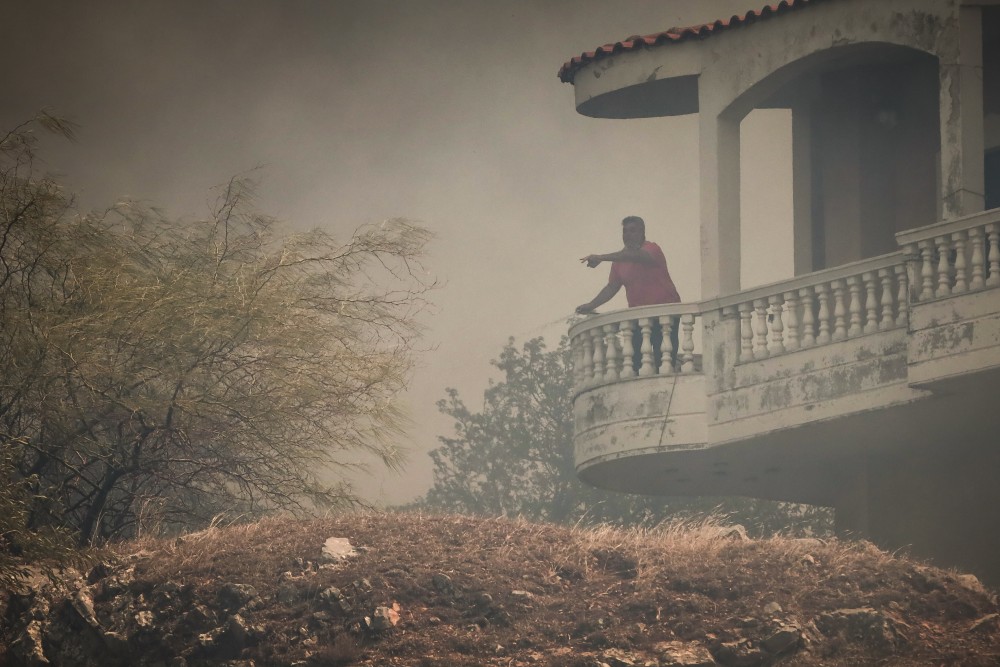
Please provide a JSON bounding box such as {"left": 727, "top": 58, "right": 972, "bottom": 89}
{"left": 2, "top": 512, "right": 998, "bottom": 666}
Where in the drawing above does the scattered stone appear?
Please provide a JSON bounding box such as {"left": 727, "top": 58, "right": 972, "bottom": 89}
{"left": 600, "top": 648, "right": 641, "bottom": 666}
{"left": 955, "top": 573, "right": 988, "bottom": 597}
{"left": 510, "top": 589, "right": 534, "bottom": 600}
{"left": 10, "top": 619, "right": 48, "bottom": 666}
{"left": 713, "top": 639, "right": 765, "bottom": 667}
{"left": 310, "top": 610, "right": 334, "bottom": 625}
{"left": 711, "top": 525, "right": 749, "bottom": 541}
{"left": 654, "top": 640, "right": 716, "bottom": 667}
{"left": 800, "top": 554, "right": 817, "bottom": 566}
{"left": 762, "top": 601, "right": 782, "bottom": 615}
{"left": 69, "top": 588, "right": 101, "bottom": 631}
{"left": 183, "top": 603, "right": 218, "bottom": 627}
{"left": 367, "top": 604, "right": 401, "bottom": 631}
{"left": 816, "top": 607, "right": 906, "bottom": 651}
{"left": 761, "top": 624, "right": 801, "bottom": 654}
{"left": 217, "top": 583, "right": 258, "bottom": 612}
{"left": 319, "top": 586, "right": 352, "bottom": 613}
{"left": 320, "top": 537, "right": 357, "bottom": 564}
{"left": 134, "top": 610, "right": 155, "bottom": 629}
{"left": 969, "top": 613, "right": 999, "bottom": 633}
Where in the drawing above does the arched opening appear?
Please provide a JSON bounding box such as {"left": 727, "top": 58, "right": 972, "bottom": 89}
{"left": 732, "top": 43, "right": 941, "bottom": 277}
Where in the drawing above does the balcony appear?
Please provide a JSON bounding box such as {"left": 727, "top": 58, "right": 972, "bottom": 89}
{"left": 569, "top": 209, "right": 1000, "bottom": 507}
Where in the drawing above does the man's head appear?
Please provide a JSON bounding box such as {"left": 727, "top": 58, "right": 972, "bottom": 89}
{"left": 621, "top": 215, "right": 646, "bottom": 249}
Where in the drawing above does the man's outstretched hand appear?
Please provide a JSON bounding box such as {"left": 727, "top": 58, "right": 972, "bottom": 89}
{"left": 575, "top": 303, "right": 597, "bottom": 315}
{"left": 580, "top": 254, "right": 602, "bottom": 268}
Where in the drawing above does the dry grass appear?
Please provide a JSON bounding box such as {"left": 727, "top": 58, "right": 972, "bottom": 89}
{"left": 16, "top": 512, "right": 1000, "bottom": 666}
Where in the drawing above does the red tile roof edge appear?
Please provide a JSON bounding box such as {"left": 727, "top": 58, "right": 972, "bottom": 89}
{"left": 558, "top": 0, "right": 830, "bottom": 83}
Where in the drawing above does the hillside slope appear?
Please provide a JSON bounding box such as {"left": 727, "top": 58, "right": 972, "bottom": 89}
{"left": 2, "top": 513, "right": 998, "bottom": 666}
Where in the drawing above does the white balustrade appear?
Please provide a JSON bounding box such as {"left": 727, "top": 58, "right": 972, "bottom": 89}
{"left": 680, "top": 313, "right": 696, "bottom": 373}
{"left": 658, "top": 315, "right": 675, "bottom": 375}
{"left": 569, "top": 305, "right": 703, "bottom": 394}
{"left": 569, "top": 209, "right": 1000, "bottom": 392}
{"left": 739, "top": 302, "right": 754, "bottom": 362}
{"left": 897, "top": 209, "right": 1000, "bottom": 302}
{"left": 715, "top": 254, "right": 908, "bottom": 366}
{"left": 604, "top": 323, "right": 620, "bottom": 383}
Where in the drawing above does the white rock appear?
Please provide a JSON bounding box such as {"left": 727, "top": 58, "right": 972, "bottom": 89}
{"left": 320, "top": 537, "right": 357, "bottom": 564}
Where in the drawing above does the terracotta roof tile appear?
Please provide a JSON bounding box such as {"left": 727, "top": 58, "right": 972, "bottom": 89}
{"left": 557, "top": 0, "right": 829, "bottom": 83}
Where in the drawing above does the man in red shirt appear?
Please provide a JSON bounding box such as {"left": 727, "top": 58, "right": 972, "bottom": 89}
{"left": 576, "top": 216, "right": 681, "bottom": 369}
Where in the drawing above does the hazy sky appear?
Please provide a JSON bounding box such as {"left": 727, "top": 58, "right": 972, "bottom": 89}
{"left": 3, "top": 0, "right": 792, "bottom": 504}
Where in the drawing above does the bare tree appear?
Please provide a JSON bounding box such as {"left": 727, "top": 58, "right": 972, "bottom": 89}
{"left": 0, "top": 116, "right": 434, "bottom": 565}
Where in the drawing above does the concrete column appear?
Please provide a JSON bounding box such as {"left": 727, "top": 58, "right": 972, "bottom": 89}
{"left": 700, "top": 111, "right": 741, "bottom": 298}
{"left": 940, "top": 6, "right": 985, "bottom": 219}
{"left": 791, "top": 107, "right": 814, "bottom": 276}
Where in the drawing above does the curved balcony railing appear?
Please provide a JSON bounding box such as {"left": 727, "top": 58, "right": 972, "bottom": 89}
{"left": 897, "top": 208, "right": 1000, "bottom": 303}
{"left": 569, "top": 302, "right": 703, "bottom": 395}
{"left": 569, "top": 208, "right": 1000, "bottom": 411}
{"left": 710, "top": 253, "right": 910, "bottom": 363}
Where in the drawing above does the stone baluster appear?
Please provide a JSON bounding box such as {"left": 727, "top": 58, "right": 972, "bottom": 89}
{"left": 798, "top": 287, "right": 815, "bottom": 347}
{"left": 952, "top": 230, "right": 968, "bottom": 294}
{"left": 831, "top": 279, "right": 847, "bottom": 341}
{"left": 590, "top": 328, "right": 605, "bottom": 385}
{"left": 638, "top": 318, "right": 655, "bottom": 377}
{"left": 580, "top": 333, "right": 594, "bottom": 388}
{"left": 603, "top": 324, "right": 620, "bottom": 382}
{"left": 987, "top": 223, "right": 1000, "bottom": 287}
{"left": 918, "top": 240, "right": 935, "bottom": 301}
{"left": 894, "top": 264, "right": 909, "bottom": 327}
{"left": 847, "top": 276, "right": 863, "bottom": 338}
{"left": 658, "top": 315, "right": 675, "bottom": 375}
{"left": 738, "top": 302, "right": 754, "bottom": 363}
{"left": 572, "top": 335, "right": 583, "bottom": 388}
{"left": 901, "top": 243, "right": 918, "bottom": 301}
{"left": 815, "top": 283, "right": 831, "bottom": 345}
{"left": 768, "top": 295, "right": 785, "bottom": 355}
{"left": 863, "top": 272, "right": 878, "bottom": 334}
{"left": 753, "top": 298, "right": 770, "bottom": 359}
{"left": 620, "top": 319, "right": 637, "bottom": 379}
{"left": 783, "top": 291, "right": 800, "bottom": 351}
{"left": 969, "top": 226, "right": 985, "bottom": 291}
{"left": 680, "top": 314, "right": 696, "bottom": 373}
{"left": 935, "top": 234, "right": 951, "bottom": 298}
{"left": 878, "top": 268, "right": 895, "bottom": 330}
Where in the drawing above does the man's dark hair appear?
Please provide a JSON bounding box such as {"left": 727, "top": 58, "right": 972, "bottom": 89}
{"left": 622, "top": 216, "right": 645, "bottom": 233}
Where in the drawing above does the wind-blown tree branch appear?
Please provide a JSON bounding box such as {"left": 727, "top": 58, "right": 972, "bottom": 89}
{"left": 1, "top": 116, "right": 435, "bottom": 563}
{"left": 421, "top": 336, "right": 833, "bottom": 534}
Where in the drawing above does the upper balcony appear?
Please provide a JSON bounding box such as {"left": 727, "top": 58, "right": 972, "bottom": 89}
{"left": 569, "top": 209, "right": 1000, "bottom": 508}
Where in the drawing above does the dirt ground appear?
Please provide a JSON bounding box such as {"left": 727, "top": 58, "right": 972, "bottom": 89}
{"left": 2, "top": 513, "right": 998, "bottom": 666}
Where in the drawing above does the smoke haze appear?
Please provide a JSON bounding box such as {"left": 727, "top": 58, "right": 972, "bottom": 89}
{"left": 2, "top": 0, "right": 791, "bottom": 503}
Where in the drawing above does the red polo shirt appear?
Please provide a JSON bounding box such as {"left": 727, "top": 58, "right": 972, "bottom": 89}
{"left": 609, "top": 241, "right": 681, "bottom": 307}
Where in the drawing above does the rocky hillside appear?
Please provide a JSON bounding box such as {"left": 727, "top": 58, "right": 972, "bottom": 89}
{"left": 2, "top": 513, "right": 998, "bottom": 666}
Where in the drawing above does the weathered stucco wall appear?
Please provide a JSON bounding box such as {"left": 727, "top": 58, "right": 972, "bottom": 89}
{"left": 574, "top": 374, "right": 707, "bottom": 465}
{"left": 908, "top": 289, "right": 1000, "bottom": 384}
{"left": 708, "top": 331, "right": 928, "bottom": 446}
